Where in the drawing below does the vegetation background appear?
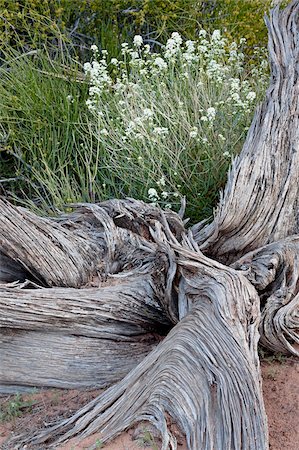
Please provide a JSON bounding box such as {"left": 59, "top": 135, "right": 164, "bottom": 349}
{"left": 0, "top": 0, "right": 286, "bottom": 222}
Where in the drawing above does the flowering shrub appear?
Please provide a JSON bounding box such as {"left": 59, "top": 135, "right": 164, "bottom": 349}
{"left": 83, "top": 30, "right": 268, "bottom": 222}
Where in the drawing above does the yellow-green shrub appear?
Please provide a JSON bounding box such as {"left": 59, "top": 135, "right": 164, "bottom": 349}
{"left": 0, "top": 1, "right": 287, "bottom": 54}
{"left": 0, "top": 1, "right": 64, "bottom": 49}
{"left": 211, "top": 0, "right": 288, "bottom": 52}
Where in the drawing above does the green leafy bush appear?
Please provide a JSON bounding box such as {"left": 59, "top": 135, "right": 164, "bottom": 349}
{"left": 211, "top": 0, "right": 288, "bottom": 52}
{"left": 0, "top": 1, "right": 65, "bottom": 50}
{"left": 0, "top": 1, "right": 285, "bottom": 56}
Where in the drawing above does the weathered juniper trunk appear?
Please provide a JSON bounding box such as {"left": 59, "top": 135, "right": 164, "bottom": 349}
{"left": 1, "top": 1, "right": 299, "bottom": 450}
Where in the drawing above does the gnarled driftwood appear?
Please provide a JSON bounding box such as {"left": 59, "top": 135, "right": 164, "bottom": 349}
{"left": 1, "top": 1, "right": 299, "bottom": 449}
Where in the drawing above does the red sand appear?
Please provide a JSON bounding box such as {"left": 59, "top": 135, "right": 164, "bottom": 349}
{"left": 0, "top": 358, "right": 298, "bottom": 450}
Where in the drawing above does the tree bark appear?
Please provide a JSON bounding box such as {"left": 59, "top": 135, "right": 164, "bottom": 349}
{"left": 1, "top": 2, "right": 299, "bottom": 450}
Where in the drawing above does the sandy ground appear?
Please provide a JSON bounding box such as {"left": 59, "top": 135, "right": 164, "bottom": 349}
{"left": 0, "top": 357, "right": 298, "bottom": 450}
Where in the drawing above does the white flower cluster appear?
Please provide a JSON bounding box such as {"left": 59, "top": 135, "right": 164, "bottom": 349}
{"left": 227, "top": 77, "right": 257, "bottom": 112}
{"left": 165, "top": 32, "right": 183, "bottom": 59}
{"left": 82, "top": 32, "right": 268, "bottom": 210}
{"left": 148, "top": 175, "right": 180, "bottom": 209}
{"left": 84, "top": 46, "right": 112, "bottom": 112}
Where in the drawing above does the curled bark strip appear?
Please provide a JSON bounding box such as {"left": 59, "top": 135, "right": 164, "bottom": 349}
{"left": 260, "top": 294, "right": 299, "bottom": 356}
{"left": 233, "top": 236, "right": 299, "bottom": 355}
{"left": 0, "top": 199, "right": 102, "bottom": 287}
{"left": 192, "top": 1, "right": 299, "bottom": 263}
{"left": 10, "top": 244, "right": 267, "bottom": 450}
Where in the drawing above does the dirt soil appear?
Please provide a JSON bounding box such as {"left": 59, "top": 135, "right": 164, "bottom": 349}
{"left": 0, "top": 357, "right": 298, "bottom": 450}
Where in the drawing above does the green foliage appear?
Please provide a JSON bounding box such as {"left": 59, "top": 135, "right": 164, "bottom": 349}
{"left": 0, "top": 47, "right": 96, "bottom": 211}
{"left": 136, "top": 427, "right": 159, "bottom": 449}
{"left": 211, "top": 0, "right": 288, "bottom": 53}
{"left": 0, "top": 1, "right": 67, "bottom": 51}
{"left": 0, "top": 30, "right": 269, "bottom": 221}
{"left": 0, "top": 1, "right": 287, "bottom": 57}
{"left": 93, "top": 439, "right": 103, "bottom": 449}
{"left": 0, "top": 393, "right": 36, "bottom": 422}
{"left": 0, "top": 2, "right": 274, "bottom": 222}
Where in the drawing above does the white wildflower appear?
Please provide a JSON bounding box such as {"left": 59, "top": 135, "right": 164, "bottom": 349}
{"left": 185, "top": 40, "right": 195, "bottom": 52}
{"left": 231, "top": 92, "right": 240, "bottom": 101}
{"left": 189, "top": 127, "right": 198, "bottom": 138}
{"left": 153, "top": 127, "right": 169, "bottom": 136}
{"left": 212, "top": 30, "right": 221, "bottom": 41}
{"left": 130, "top": 51, "right": 139, "bottom": 60}
{"left": 85, "top": 98, "right": 96, "bottom": 111}
{"left": 207, "top": 107, "right": 216, "bottom": 121}
{"left": 223, "top": 151, "right": 231, "bottom": 157}
{"left": 154, "top": 57, "right": 167, "bottom": 70}
{"left": 172, "top": 32, "right": 183, "bottom": 45}
{"left": 229, "top": 50, "right": 238, "bottom": 59}
{"left": 133, "top": 35, "right": 143, "bottom": 47}
{"left": 230, "top": 78, "right": 240, "bottom": 91}
{"left": 157, "top": 176, "right": 166, "bottom": 187}
{"left": 246, "top": 91, "right": 256, "bottom": 101}
{"left": 148, "top": 188, "right": 159, "bottom": 200}
{"left": 143, "top": 108, "right": 153, "bottom": 118}
{"left": 165, "top": 32, "right": 182, "bottom": 58}
{"left": 100, "top": 128, "right": 108, "bottom": 136}
{"left": 83, "top": 62, "right": 92, "bottom": 73}
{"left": 183, "top": 40, "right": 197, "bottom": 62}
{"left": 90, "top": 44, "right": 98, "bottom": 52}
{"left": 198, "top": 44, "right": 208, "bottom": 54}
{"left": 110, "top": 58, "right": 119, "bottom": 65}
{"left": 206, "top": 60, "right": 226, "bottom": 81}
{"left": 143, "top": 44, "right": 151, "bottom": 54}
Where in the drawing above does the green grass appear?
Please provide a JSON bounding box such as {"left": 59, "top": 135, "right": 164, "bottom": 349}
{"left": 0, "top": 46, "right": 104, "bottom": 213}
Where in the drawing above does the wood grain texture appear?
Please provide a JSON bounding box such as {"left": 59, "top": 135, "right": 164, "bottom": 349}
{"left": 0, "top": 329, "right": 159, "bottom": 390}
{"left": 0, "top": 199, "right": 103, "bottom": 287}
{"left": 233, "top": 236, "right": 299, "bottom": 356}
{"left": 0, "top": 273, "right": 171, "bottom": 391}
{"left": 8, "top": 238, "right": 267, "bottom": 450}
